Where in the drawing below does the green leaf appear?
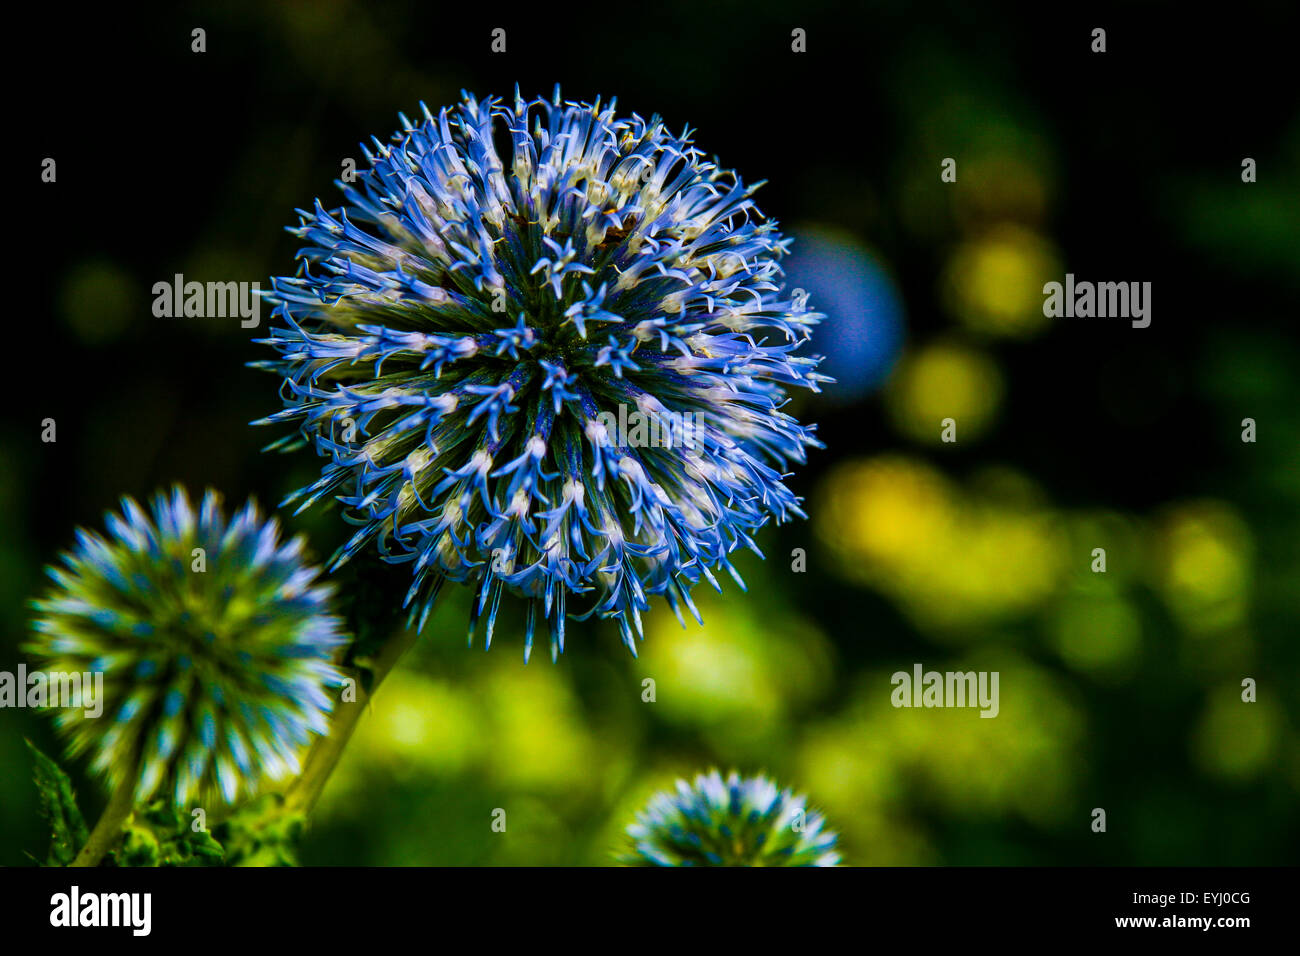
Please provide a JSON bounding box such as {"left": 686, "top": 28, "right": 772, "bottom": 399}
{"left": 26, "top": 740, "right": 89, "bottom": 867}
{"left": 110, "top": 801, "right": 226, "bottom": 867}
{"left": 213, "top": 793, "right": 305, "bottom": 867}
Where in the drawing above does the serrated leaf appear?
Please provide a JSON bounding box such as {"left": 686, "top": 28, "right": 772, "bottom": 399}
{"left": 26, "top": 740, "right": 89, "bottom": 867}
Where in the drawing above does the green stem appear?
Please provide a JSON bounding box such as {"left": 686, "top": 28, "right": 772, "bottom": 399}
{"left": 284, "top": 623, "right": 419, "bottom": 815}
{"left": 70, "top": 775, "right": 136, "bottom": 868}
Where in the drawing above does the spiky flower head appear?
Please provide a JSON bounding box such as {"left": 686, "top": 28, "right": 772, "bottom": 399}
{"left": 256, "top": 88, "right": 828, "bottom": 661}
{"left": 26, "top": 487, "right": 346, "bottom": 806}
{"left": 622, "top": 770, "right": 840, "bottom": 866}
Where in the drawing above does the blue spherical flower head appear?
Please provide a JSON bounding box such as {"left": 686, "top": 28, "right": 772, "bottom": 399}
{"left": 255, "top": 88, "right": 829, "bottom": 661}
{"left": 26, "top": 488, "right": 346, "bottom": 807}
{"left": 622, "top": 770, "right": 841, "bottom": 866}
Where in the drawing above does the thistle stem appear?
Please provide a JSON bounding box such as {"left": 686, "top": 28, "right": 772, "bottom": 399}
{"left": 283, "top": 622, "right": 419, "bottom": 815}
{"left": 70, "top": 775, "right": 136, "bottom": 868}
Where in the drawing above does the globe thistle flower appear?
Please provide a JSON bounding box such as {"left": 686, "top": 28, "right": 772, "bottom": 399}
{"left": 255, "top": 88, "right": 828, "bottom": 661}
{"left": 622, "top": 770, "right": 840, "bottom": 866}
{"left": 26, "top": 487, "right": 346, "bottom": 806}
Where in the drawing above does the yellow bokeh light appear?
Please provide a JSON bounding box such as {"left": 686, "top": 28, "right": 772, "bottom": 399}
{"left": 798, "top": 654, "right": 1084, "bottom": 861}
{"left": 483, "top": 665, "right": 598, "bottom": 790}
{"left": 1048, "top": 590, "right": 1143, "bottom": 678}
{"left": 817, "top": 456, "right": 1066, "bottom": 631}
{"left": 641, "top": 590, "right": 833, "bottom": 744}
{"left": 885, "top": 341, "right": 1004, "bottom": 443}
{"left": 1191, "top": 686, "right": 1279, "bottom": 782}
{"left": 319, "top": 670, "right": 483, "bottom": 817}
{"left": 876, "top": 655, "right": 1083, "bottom": 825}
{"left": 942, "top": 225, "right": 1060, "bottom": 338}
{"left": 1153, "top": 501, "right": 1252, "bottom": 633}
{"left": 819, "top": 456, "right": 956, "bottom": 567}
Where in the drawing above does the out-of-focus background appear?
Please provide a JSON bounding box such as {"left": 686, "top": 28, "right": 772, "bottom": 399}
{"left": 3, "top": 1, "right": 1298, "bottom": 864}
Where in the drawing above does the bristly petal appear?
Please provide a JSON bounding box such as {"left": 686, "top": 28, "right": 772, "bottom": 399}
{"left": 254, "top": 89, "right": 830, "bottom": 659}
{"left": 621, "top": 769, "right": 841, "bottom": 866}
{"left": 25, "top": 487, "right": 347, "bottom": 807}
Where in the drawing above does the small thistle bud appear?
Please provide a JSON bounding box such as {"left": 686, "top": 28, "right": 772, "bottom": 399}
{"left": 622, "top": 770, "right": 841, "bottom": 866}
{"left": 26, "top": 487, "right": 347, "bottom": 807}
{"left": 255, "top": 88, "right": 829, "bottom": 661}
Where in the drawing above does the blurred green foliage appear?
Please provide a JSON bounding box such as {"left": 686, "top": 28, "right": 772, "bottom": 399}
{"left": 26, "top": 742, "right": 88, "bottom": 867}
{"left": 4, "top": 0, "right": 1297, "bottom": 865}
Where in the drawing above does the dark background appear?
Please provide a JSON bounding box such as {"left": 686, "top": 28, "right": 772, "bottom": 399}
{"left": 3, "top": 0, "right": 1297, "bottom": 865}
